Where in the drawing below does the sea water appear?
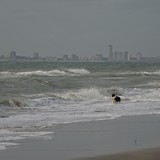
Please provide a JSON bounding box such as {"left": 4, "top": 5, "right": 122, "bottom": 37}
{"left": 0, "top": 61, "right": 160, "bottom": 149}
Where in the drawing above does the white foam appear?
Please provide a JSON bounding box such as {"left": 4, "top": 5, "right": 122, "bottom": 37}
{"left": 141, "top": 70, "right": 160, "bottom": 76}
{"left": 67, "top": 69, "right": 90, "bottom": 75}
{"left": 123, "top": 88, "right": 160, "bottom": 103}
{"left": 1, "top": 69, "right": 160, "bottom": 79}
{"left": 136, "top": 81, "right": 160, "bottom": 87}
{"left": 0, "top": 68, "right": 90, "bottom": 79}
{"left": 1, "top": 70, "right": 67, "bottom": 78}
{"left": 108, "top": 70, "right": 160, "bottom": 76}
{"left": 1, "top": 87, "right": 160, "bottom": 151}
{"left": 0, "top": 129, "right": 53, "bottom": 150}
{"left": 0, "top": 142, "right": 19, "bottom": 150}
{"left": 22, "top": 87, "right": 160, "bottom": 109}
{"left": 54, "top": 88, "right": 103, "bottom": 101}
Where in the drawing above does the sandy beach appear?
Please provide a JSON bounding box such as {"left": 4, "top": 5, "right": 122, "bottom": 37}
{"left": 75, "top": 148, "right": 160, "bottom": 160}
{"left": 0, "top": 114, "right": 160, "bottom": 160}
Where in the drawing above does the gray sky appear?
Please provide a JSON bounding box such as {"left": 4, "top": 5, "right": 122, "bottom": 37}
{"left": 0, "top": 0, "right": 160, "bottom": 58}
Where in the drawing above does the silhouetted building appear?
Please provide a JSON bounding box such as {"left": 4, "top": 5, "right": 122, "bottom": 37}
{"left": 63, "top": 55, "right": 69, "bottom": 61}
{"left": 95, "top": 54, "right": 103, "bottom": 61}
{"left": 136, "top": 52, "right": 142, "bottom": 61}
{"left": 33, "top": 52, "right": 39, "bottom": 59}
{"left": 108, "top": 45, "right": 113, "bottom": 60}
{"left": 71, "top": 54, "right": 79, "bottom": 61}
{"left": 10, "top": 51, "right": 16, "bottom": 59}
{"left": 113, "top": 51, "right": 129, "bottom": 61}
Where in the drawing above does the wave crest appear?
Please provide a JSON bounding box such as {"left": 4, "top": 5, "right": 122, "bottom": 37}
{"left": 0, "top": 99, "right": 25, "bottom": 107}
{"left": 0, "top": 68, "right": 90, "bottom": 79}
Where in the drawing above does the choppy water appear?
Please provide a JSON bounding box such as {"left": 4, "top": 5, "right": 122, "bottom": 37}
{"left": 0, "top": 61, "right": 160, "bottom": 150}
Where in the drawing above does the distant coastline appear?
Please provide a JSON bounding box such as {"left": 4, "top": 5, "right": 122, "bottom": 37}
{"left": 1, "top": 45, "right": 160, "bottom": 62}
{"left": 0, "top": 45, "right": 160, "bottom": 62}
{"left": 0, "top": 57, "right": 160, "bottom": 62}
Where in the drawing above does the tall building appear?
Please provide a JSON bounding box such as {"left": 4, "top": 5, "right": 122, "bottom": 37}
{"left": 10, "top": 51, "right": 16, "bottom": 59}
{"left": 136, "top": 52, "right": 142, "bottom": 61}
{"left": 124, "top": 52, "right": 129, "bottom": 61}
{"left": 113, "top": 51, "right": 129, "bottom": 61}
{"left": 95, "top": 54, "right": 103, "bottom": 61}
{"left": 33, "top": 52, "right": 39, "bottom": 59}
{"left": 63, "top": 55, "right": 69, "bottom": 61}
{"left": 108, "top": 45, "right": 113, "bottom": 60}
{"left": 71, "top": 54, "right": 79, "bottom": 61}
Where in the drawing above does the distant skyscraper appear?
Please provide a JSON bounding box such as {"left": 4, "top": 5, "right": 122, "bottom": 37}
{"left": 71, "top": 54, "right": 79, "bottom": 61}
{"left": 113, "top": 51, "right": 129, "bottom": 61}
{"left": 63, "top": 55, "right": 69, "bottom": 61}
{"left": 136, "top": 52, "right": 142, "bottom": 61}
{"left": 124, "top": 52, "right": 130, "bottom": 61}
{"left": 33, "top": 52, "right": 39, "bottom": 59}
{"left": 108, "top": 45, "right": 113, "bottom": 60}
{"left": 10, "top": 51, "right": 16, "bottom": 59}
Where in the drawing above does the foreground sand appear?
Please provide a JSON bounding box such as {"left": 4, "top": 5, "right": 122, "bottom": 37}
{"left": 75, "top": 148, "right": 160, "bottom": 160}
{"left": 0, "top": 115, "right": 160, "bottom": 160}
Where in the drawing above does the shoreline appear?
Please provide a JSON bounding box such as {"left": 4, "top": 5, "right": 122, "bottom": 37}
{"left": 1, "top": 114, "right": 160, "bottom": 160}
{"left": 74, "top": 147, "right": 160, "bottom": 160}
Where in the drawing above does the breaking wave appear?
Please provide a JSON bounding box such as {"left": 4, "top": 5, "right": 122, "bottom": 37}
{"left": 66, "top": 69, "right": 90, "bottom": 75}
{"left": 1, "top": 69, "right": 160, "bottom": 79}
{"left": 19, "top": 87, "right": 160, "bottom": 108}
{"left": 118, "top": 70, "right": 160, "bottom": 76}
{"left": 0, "top": 68, "right": 90, "bottom": 79}
{"left": 0, "top": 99, "right": 23, "bottom": 107}
{"left": 1, "top": 87, "right": 160, "bottom": 150}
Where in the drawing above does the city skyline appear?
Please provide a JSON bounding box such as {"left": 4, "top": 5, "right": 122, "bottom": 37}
{"left": 0, "top": 0, "right": 160, "bottom": 57}
{"left": 1, "top": 44, "right": 160, "bottom": 62}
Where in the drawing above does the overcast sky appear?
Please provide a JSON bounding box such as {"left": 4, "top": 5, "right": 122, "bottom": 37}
{"left": 0, "top": 0, "right": 160, "bottom": 58}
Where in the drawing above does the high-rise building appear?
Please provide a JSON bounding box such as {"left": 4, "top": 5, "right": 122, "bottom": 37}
{"left": 108, "top": 45, "right": 113, "bottom": 60}
{"left": 10, "top": 51, "right": 16, "bottom": 59}
{"left": 136, "top": 52, "right": 142, "bottom": 61}
{"left": 33, "top": 52, "right": 39, "bottom": 59}
{"left": 63, "top": 55, "right": 69, "bottom": 61}
{"left": 124, "top": 52, "right": 129, "bottom": 61}
{"left": 111, "top": 50, "right": 129, "bottom": 61}
{"left": 71, "top": 54, "right": 79, "bottom": 61}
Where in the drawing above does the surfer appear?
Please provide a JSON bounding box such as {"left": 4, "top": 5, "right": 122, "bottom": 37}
{"left": 112, "top": 94, "right": 121, "bottom": 103}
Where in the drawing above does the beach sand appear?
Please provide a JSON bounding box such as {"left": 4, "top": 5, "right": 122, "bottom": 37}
{"left": 74, "top": 148, "right": 160, "bottom": 160}
{"left": 0, "top": 115, "right": 160, "bottom": 160}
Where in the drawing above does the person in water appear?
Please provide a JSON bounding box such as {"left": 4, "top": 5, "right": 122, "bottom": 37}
{"left": 112, "top": 94, "right": 121, "bottom": 103}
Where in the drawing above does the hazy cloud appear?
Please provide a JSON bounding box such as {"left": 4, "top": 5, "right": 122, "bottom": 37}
{"left": 0, "top": 0, "right": 160, "bottom": 57}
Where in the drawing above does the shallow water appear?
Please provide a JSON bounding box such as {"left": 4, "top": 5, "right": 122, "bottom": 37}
{"left": 0, "top": 61, "right": 160, "bottom": 149}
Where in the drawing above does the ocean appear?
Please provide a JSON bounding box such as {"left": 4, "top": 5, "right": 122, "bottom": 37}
{"left": 0, "top": 61, "right": 160, "bottom": 150}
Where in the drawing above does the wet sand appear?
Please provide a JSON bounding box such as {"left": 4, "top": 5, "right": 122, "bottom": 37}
{"left": 0, "top": 115, "right": 160, "bottom": 160}
{"left": 75, "top": 148, "right": 160, "bottom": 160}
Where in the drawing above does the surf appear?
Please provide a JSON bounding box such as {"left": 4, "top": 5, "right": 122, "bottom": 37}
{"left": 0, "top": 68, "right": 90, "bottom": 79}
